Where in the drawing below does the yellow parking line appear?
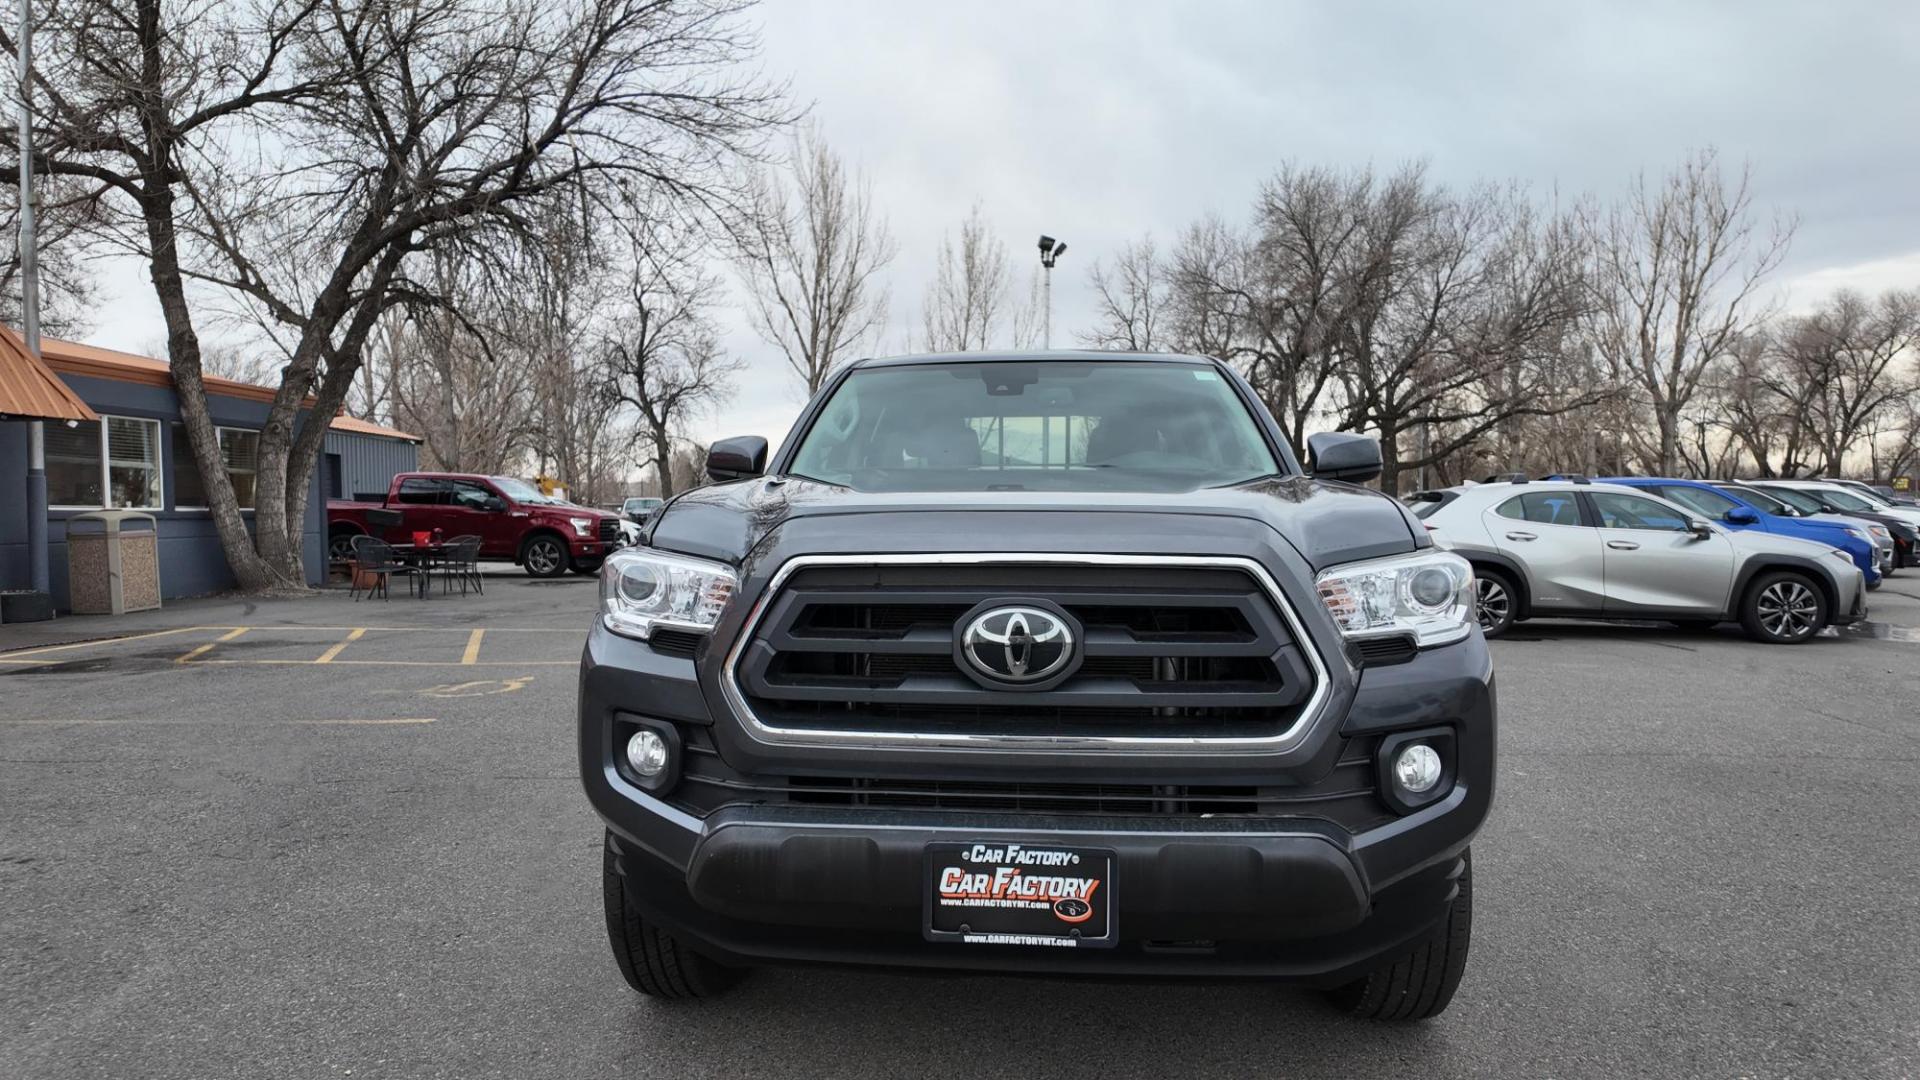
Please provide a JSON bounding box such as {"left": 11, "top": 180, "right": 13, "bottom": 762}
{"left": 0, "top": 626, "right": 201, "bottom": 659}
{"left": 175, "top": 626, "right": 251, "bottom": 664}
{"left": 179, "top": 658, "right": 575, "bottom": 667}
{"left": 0, "top": 716, "right": 437, "bottom": 726}
{"left": 314, "top": 628, "right": 367, "bottom": 664}
{"left": 461, "top": 629, "right": 486, "bottom": 665}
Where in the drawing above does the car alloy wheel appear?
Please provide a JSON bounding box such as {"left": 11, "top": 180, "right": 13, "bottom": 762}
{"left": 1474, "top": 577, "right": 1511, "bottom": 633}
{"left": 328, "top": 532, "right": 357, "bottom": 564}
{"left": 1755, "top": 580, "right": 1819, "bottom": 640}
{"left": 525, "top": 538, "right": 565, "bottom": 577}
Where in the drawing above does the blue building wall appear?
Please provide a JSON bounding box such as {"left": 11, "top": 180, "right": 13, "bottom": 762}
{"left": 323, "top": 429, "right": 418, "bottom": 501}
{"left": 0, "top": 372, "right": 337, "bottom": 609}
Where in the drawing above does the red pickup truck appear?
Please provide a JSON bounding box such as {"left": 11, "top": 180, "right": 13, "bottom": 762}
{"left": 327, "top": 472, "right": 625, "bottom": 578}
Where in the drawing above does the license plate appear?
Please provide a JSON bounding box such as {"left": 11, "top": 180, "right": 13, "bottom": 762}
{"left": 925, "top": 842, "right": 1114, "bottom": 947}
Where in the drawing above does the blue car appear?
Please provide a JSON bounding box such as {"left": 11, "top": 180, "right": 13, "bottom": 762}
{"left": 1599, "top": 477, "right": 1882, "bottom": 590}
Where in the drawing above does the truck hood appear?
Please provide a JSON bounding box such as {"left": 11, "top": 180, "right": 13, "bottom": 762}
{"left": 647, "top": 474, "right": 1421, "bottom": 571}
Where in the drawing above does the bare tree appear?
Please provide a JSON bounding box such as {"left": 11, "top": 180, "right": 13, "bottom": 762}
{"left": 0, "top": 173, "right": 97, "bottom": 335}
{"left": 1330, "top": 181, "right": 1599, "bottom": 492}
{"left": 738, "top": 125, "right": 896, "bottom": 393}
{"left": 1585, "top": 148, "right": 1793, "bottom": 475}
{"left": 6, "top": 0, "right": 786, "bottom": 590}
{"left": 604, "top": 216, "right": 741, "bottom": 497}
{"left": 1079, "top": 236, "right": 1168, "bottom": 351}
{"left": 921, "top": 204, "right": 1014, "bottom": 351}
{"left": 1770, "top": 289, "right": 1920, "bottom": 474}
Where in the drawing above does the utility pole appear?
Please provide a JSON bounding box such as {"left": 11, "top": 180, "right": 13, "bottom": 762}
{"left": 1037, "top": 235, "right": 1066, "bottom": 349}
{"left": 18, "top": 0, "right": 48, "bottom": 595}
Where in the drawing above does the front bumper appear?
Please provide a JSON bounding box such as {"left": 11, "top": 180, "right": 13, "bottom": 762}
{"left": 603, "top": 812, "right": 1468, "bottom": 982}
{"left": 580, "top": 620, "right": 1496, "bottom": 981}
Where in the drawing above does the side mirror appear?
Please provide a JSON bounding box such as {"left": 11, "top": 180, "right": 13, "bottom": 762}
{"left": 482, "top": 496, "right": 507, "bottom": 512}
{"left": 1305, "top": 432, "right": 1382, "bottom": 484}
{"left": 1686, "top": 518, "right": 1714, "bottom": 540}
{"left": 1723, "top": 507, "right": 1759, "bottom": 526}
{"left": 706, "top": 435, "right": 769, "bottom": 482}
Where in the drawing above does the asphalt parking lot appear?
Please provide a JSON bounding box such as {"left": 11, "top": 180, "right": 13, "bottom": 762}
{"left": 3, "top": 572, "right": 1918, "bottom": 1078}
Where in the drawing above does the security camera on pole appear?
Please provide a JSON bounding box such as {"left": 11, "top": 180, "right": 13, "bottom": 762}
{"left": 1037, "top": 235, "right": 1066, "bottom": 349}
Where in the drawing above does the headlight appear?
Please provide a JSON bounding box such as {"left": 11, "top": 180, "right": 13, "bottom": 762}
{"left": 600, "top": 549, "right": 737, "bottom": 640}
{"left": 570, "top": 517, "right": 594, "bottom": 537}
{"left": 1315, "top": 550, "right": 1474, "bottom": 647}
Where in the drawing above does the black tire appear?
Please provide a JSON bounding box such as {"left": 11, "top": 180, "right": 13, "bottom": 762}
{"left": 521, "top": 534, "right": 569, "bottom": 578}
{"left": 328, "top": 529, "right": 361, "bottom": 564}
{"left": 1326, "top": 852, "right": 1473, "bottom": 1021}
{"left": 602, "top": 833, "right": 745, "bottom": 999}
{"left": 1738, "top": 570, "right": 1827, "bottom": 644}
{"left": 1471, "top": 568, "right": 1517, "bottom": 638}
{"left": 571, "top": 557, "right": 603, "bottom": 576}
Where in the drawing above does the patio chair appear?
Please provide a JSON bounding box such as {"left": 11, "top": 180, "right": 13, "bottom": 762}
{"left": 435, "top": 535, "right": 484, "bottom": 596}
{"left": 348, "top": 534, "right": 419, "bottom": 601}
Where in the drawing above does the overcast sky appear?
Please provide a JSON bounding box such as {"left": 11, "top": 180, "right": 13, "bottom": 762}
{"left": 82, "top": 0, "right": 1920, "bottom": 463}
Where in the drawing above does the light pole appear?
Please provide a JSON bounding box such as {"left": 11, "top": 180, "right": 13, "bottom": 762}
{"left": 1037, "top": 235, "right": 1066, "bottom": 349}
{"left": 17, "top": 0, "right": 48, "bottom": 596}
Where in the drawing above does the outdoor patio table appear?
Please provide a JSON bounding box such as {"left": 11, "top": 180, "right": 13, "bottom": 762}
{"left": 386, "top": 543, "right": 449, "bottom": 599}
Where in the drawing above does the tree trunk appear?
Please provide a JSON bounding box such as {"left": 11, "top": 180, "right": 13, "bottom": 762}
{"left": 1377, "top": 424, "right": 1402, "bottom": 494}
{"left": 139, "top": 176, "right": 285, "bottom": 590}
{"left": 654, "top": 433, "right": 676, "bottom": 498}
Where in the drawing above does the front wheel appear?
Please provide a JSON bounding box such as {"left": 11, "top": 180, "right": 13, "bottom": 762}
{"left": 328, "top": 530, "right": 361, "bottom": 564}
{"left": 603, "top": 832, "right": 746, "bottom": 998}
{"left": 522, "top": 535, "right": 569, "bottom": 578}
{"left": 1472, "top": 569, "right": 1517, "bottom": 638}
{"left": 1739, "top": 571, "right": 1827, "bottom": 644}
{"left": 1326, "top": 851, "right": 1473, "bottom": 1021}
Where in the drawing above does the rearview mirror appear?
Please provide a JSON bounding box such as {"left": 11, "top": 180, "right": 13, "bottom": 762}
{"left": 1305, "top": 432, "right": 1382, "bottom": 484}
{"left": 1723, "top": 507, "right": 1759, "bottom": 526}
{"left": 706, "top": 435, "right": 769, "bottom": 482}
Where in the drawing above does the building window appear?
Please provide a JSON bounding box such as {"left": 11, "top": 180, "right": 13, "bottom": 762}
{"left": 47, "top": 415, "right": 163, "bottom": 510}
{"left": 173, "top": 426, "right": 261, "bottom": 510}
{"left": 46, "top": 420, "right": 104, "bottom": 507}
{"left": 324, "top": 453, "right": 344, "bottom": 500}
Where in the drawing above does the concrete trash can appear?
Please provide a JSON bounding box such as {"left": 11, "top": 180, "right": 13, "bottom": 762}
{"left": 66, "top": 510, "right": 162, "bottom": 615}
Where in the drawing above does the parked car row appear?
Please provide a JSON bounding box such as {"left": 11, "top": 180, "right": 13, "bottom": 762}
{"left": 1405, "top": 475, "right": 1905, "bottom": 644}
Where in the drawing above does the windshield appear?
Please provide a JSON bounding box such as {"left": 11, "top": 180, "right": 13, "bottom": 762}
{"left": 787, "top": 360, "right": 1282, "bottom": 493}
{"left": 1720, "top": 485, "right": 1790, "bottom": 515}
{"left": 491, "top": 477, "right": 568, "bottom": 506}
{"left": 1762, "top": 487, "right": 1823, "bottom": 514}
{"left": 1815, "top": 487, "right": 1875, "bottom": 512}
{"left": 624, "top": 498, "right": 662, "bottom": 510}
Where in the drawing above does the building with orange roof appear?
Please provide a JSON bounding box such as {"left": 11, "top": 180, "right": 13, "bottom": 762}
{"left": 2, "top": 329, "right": 419, "bottom": 613}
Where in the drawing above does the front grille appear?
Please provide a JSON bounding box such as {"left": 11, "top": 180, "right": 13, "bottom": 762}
{"left": 598, "top": 519, "right": 621, "bottom": 543}
{"left": 670, "top": 725, "right": 1390, "bottom": 830}
{"left": 731, "top": 562, "right": 1318, "bottom": 740}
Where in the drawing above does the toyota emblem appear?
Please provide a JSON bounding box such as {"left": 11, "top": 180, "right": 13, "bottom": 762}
{"left": 958, "top": 605, "right": 1078, "bottom": 686}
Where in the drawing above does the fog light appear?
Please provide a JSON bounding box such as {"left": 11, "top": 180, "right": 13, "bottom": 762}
{"left": 1393, "top": 743, "right": 1443, "bottom": 794}
{"left": 625, "top": 729, "right": 669, "bottom": 778}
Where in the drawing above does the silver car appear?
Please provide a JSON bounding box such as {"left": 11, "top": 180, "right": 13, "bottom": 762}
{"left": 1408, "top": 480, "right": 1866, "bottom": 644}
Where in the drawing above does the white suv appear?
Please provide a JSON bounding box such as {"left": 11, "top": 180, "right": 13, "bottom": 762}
{"left": 1409, "top": 480, "right": 1867, "bottom": 644}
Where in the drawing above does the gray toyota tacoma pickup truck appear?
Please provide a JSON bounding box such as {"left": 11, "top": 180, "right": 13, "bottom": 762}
{"left": 579, "top": 351, "right": 1495, "bottom": 1020}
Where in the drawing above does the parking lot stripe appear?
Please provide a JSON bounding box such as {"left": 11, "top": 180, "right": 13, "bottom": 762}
{"left": 175, "top": 626, "right": 251, "bottom": 664}
{"left": 462, "top": 629, "right": 486, "bottom": 665}
{"left": 0, "top": 626, "right": 202, "bottom": 659}
{"left": 314, "top": 628, "right": 367, "bottom": 664}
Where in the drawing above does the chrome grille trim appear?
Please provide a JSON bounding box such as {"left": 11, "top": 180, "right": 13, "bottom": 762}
{"left": 719, "top": 553, "right": 1331, "bottom": 753}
